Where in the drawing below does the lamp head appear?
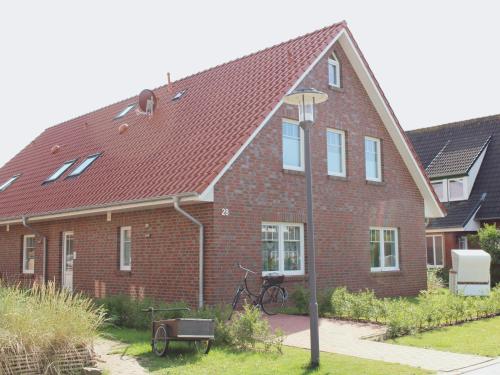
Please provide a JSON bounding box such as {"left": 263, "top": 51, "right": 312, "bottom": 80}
{"left": 283, "top": 88, "right": 328, "bottom": 122}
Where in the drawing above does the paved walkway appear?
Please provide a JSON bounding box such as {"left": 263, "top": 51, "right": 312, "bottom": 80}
{"left": 94, "top": 339, "right": 148, "bottom": 375}
{"left": 267, "top": 314, "right": 495, "bottom": 373}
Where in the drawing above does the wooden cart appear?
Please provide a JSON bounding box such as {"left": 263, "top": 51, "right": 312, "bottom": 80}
{"left": 143, "top": 307, "right": 215, "bottom": 356}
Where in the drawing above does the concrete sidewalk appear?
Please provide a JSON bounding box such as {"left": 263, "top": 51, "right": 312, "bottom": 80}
{"left": 267, "top": 314, "right": 495, "bottom": 373}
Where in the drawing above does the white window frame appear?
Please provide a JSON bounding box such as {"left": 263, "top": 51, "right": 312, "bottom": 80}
{"left": 431, "top": 179, "right": 448, "bottom": 202}
{"left": 23, "top": 234, "right": 35, "bottom": 274}
{"left": 458, "top": 236, "right": 468, "bottom": 250}
{"left": 328, "top": 53, "right": 341, "bottom": 88}
{"left": 448, "top": 177, "right": 467, "bottom": 201}
{"left": 120, "top": 226, "right": 132, "bottom": 271}
{"left": 0, "top": 175, "right": 20, "bottom": 192}
{"left": 370, "top": 227, "right": 399, "bottom": 272}
{"left": 426, "top": 235, "right": 444, "bottom": 268}
{"left": 326, "top": 128, "right": 346, "bottom": 177}
{"left": 365, "top": 137, "right": 382, "bottom": 182}
{"left": 282, "top": 119, "right": 305, "bottom": 171}
{"left": 262, "top": 222, "right": 304, "bottom": 276}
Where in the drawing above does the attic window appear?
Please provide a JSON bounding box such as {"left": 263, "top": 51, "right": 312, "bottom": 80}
{"left": 44, "top": 160, "right": 76, "bottom": 183}
{"left": 68, "top": 153, "right": 101, "bottom": 177}
{"left": 328, "top": 53, "right": 340, "bottom": 88}
{"left": 114, "top": 103, "right": 136, "bottom": 119}
{"left": 0, "top": 175, "right": 20, "bottom": 192}
{"left": 172, "top": 90, "right": 186, "bottom": 101}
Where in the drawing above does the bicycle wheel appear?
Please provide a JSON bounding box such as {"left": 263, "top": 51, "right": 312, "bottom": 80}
{"left": 229, "top": 289, "right": 242, "bottom": 320}
{"left": 194, "top": 339, "right": 212, "bottom": 354}
{"left": 261, "top": 285, "right": 286, "bottom": 315}
{"left": 153, "top": 325, "right": 169, "bottom": 356}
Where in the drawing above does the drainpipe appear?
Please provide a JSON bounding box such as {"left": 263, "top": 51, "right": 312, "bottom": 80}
{"left": 173, "top": 196, "right": 204, "bottom": 308}
{"left": 22, "top": 216, "right": 47, "bottom": 283}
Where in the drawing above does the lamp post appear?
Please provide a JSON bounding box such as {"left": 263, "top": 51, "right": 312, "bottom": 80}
{"left": 284, "top": 88, "right": 328, "bottom": 368}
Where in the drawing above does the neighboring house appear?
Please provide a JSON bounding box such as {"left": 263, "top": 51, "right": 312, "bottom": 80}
{"left": 407, "top": 114, "right": 500, "bottom": 268}
{"left": 0, "top": 22, "right": 443, "bottom": 307}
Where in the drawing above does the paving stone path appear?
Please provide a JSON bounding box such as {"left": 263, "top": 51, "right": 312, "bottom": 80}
{"left": 94, "top": 338, "right": 148, "bottom": 375}
{"left": 267, "top": 314, "right": 495, "bottom": 373}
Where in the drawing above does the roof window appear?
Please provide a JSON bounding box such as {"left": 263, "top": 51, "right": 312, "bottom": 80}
{"left": 44, "top": 160, "right": 76, "bottom": 183}
{"left": 172, "top": 90, "right": 186, "bottom": 101}
{"left": 0, "top": 175, "right": 20, "bottom": 192}
{"left": 68, "top": 153, "right": 101, "bottom": 177}
{"left": 114, "top": 103, "right": 136, "bottom": 119}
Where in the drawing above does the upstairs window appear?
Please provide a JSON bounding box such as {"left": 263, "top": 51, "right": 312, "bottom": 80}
{"left": 431, "top": 180, "right": 448, "bottom": 202}
{"left": 68, "top": 154, "right": 101, "bottom": 177}
{"left": 448, "top": 178, "right": 466, "bottom": 201}
{"left": 114, "top": 103, "right": 136, "bottom": 119}
{"left": 365, "top": 137, "right": 382, "bottom": 182}
{"left": 328, "top": 53, "right": 341, "bottom": 88}
{"left": 44, "top": 160, "right": 76, "bottom": 183}
{"left": 327, "top": 129, "right": 346, "bottom": 177}
{"left": 0, "top": 175, "right": 20, "bottom": 192}
{"left": 282, "top": 120, "right": 304, "bottom": 171}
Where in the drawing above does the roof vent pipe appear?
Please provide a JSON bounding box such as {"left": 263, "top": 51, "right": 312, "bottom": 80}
{"left": 173, "top": 196, "right": 204, "bottom": 308}
{"left": 22, "top": 216, "right": 47, "bottom": 283}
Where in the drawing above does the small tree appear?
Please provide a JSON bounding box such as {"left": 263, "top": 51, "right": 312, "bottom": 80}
{"left": 477, "top": 223, "right": 500, "bottom": 285}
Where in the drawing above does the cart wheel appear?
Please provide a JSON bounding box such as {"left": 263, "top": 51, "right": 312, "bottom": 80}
{"left": 153, "top": 325, "right": 169, "bottom": 356}
{"left": 194, "top": 339, "right": 212, "bottom": 354}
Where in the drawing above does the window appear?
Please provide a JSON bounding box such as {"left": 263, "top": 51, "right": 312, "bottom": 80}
{"left": 327, "top": 129, "right": 346, "bottom": 177}
{"left": 172, "top": 90, "right": 186, "bottom": 101}
{"left": 458, "top": 236, "right": 468, "bottom": 250}
{"left": 365, "top": 137, "right": 382, "bottom": 181}
{"left": 114, "top": 103, "right": 136, "bottom": 119}
{"left": 0, "top": 175, "right": 20, "bottom": 192}
{"left": 23, "top": 235, "right": 35, "bottom": 274}
{"left": 45, "top": 160, "right": 76, "bottom": 183}
{"left": 448, "top": 178, "right": 466, "bottom": 201}
{"left": 282, "top": 120, "right": 304, "bottom": 170}
{"left": 426, "top": 235, "right": 444, "bottom": 267}
{"left": 328, "top": 53, "right": 340, "bottom": 88}
{"left": 262, "top": 223, "right": 304, "bottom": 275}
{"left": 120, "top": 227, "right": 132, "bottom": 271}
{"left": 68, "top": 154, "right": 101, "bottom": 177}
{"left": 431, "top": 180, "right": 448, "bottom": 202}
{"left": 370, "top": 228, "right": 399, "bottom": 271}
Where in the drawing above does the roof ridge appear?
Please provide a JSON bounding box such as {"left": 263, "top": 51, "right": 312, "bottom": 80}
{"left": 408, "top": 113, "right": 500, "bottom": 134}
{"left": 42, "top": 21, "right": 345, "bottom": 133}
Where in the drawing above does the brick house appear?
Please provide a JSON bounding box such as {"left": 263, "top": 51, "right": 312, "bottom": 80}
{"left": 408, "top": 114, "right": 500, "bottom": 269}
{"left": 0, "top": 22, "right": 443, "bottom": 307}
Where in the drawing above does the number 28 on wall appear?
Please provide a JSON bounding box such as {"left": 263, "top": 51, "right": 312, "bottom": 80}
{"left": 221, "top": 208, "right": 230, "bottom": 216}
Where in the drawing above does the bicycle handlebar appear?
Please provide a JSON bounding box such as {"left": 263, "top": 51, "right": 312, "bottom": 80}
{"left": 237, "top": 263, "right": 256, "bottom": 274}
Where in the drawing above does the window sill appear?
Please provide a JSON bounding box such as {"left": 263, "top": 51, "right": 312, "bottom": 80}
{"left": 282, "top": 169, "right": 305, "bottom": 176}
{"left": 366, "top": 180, "right": 385, "bottom": 186}
{"left": 21, "top": 272, "right": 35, "bottom": 277}
{"left": 117, "top": 269, "right": 132, "bottom": 276}
{"left": 327, "top": 175, "right": 347, "bottom": 182}
{"left": 328, "top": 84, "right": 343, "bottom": 93}
{"left": 262, "top": 274, "right": 307, "bottom": 282}
{"left": 370, "top": 270, "right": 402, "bottom": 276}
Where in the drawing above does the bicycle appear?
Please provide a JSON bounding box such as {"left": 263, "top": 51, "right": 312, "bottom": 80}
{"left": 228, "top": 263, "right": 287, "bottom": 320}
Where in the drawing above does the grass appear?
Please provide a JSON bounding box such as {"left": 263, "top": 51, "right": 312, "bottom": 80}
{"left": 388, "top": 316, "right": 500, "bottom": 357}
{"left": 102, "top": 327, "right": 432, "bottom": 374}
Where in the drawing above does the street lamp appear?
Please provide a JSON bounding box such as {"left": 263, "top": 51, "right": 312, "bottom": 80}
{"left": 284, "top": 88, "right": 328, "bottom": 368}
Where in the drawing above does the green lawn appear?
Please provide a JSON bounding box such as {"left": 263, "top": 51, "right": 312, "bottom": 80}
{"left": 102, "top": 327, "right": 431, "bottom": 375}
{"left": 389, "top": 316, "right": 500, "bottom": 357}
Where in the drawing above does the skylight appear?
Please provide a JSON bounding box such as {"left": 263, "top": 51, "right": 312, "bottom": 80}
{"left": 172, "top": 90, "right": 186, "bottom": 101}
{"left": 44, "top": 160, "right": 76, "bottom": 183}
{"left": 0, "top": 175, "right": 20, "bottom": 192}
{"left": 114, "top": 103, "right": 136, "bottom": 119}
{"left": 68, "top": 153, "right": 101, "bottom": 177}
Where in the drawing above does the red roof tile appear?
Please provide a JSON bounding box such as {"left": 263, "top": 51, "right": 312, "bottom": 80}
{"left": 0, "top": 23, "right": 344, "bottom": 220}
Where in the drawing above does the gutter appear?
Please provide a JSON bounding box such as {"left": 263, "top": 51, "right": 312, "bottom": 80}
{"left": 22, "top": 216, "right": 47, "bottom": 283}
{"left": 173, "top": 196, "right": 204, "bottom": 308}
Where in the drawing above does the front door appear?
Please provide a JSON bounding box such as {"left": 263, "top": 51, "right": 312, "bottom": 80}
{"left": 62, "top": 232, "right": 74, "bottom": 291}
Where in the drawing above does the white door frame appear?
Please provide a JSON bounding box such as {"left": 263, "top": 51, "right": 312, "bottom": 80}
{"left": 62, "top": 231, "right": 74, "bottom": 291}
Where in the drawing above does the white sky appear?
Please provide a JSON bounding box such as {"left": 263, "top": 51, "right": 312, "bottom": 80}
{"left": 1, "top": 0, "right": 499, "bottom": 167}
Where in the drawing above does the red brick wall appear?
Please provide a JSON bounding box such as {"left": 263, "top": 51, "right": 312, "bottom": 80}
{"left": 0, "top": 204, "right": 213, "bottom": 306}
{"left": 210, "top": 42, "right": 427, "bottom": 301}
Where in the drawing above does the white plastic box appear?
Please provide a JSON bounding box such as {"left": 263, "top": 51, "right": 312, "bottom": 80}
{"left": 449, "top": 249, "right": 491, "bottom": 296}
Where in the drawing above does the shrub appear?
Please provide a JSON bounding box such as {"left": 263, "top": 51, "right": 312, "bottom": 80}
{"left": 228, "top": 304, "right": 283, "bottom": 353}
{"left": 289, "top": 285, "right": 334, "bottom": 316}
{"left": 427, "top": 269, "right": 445, "bottom": 291}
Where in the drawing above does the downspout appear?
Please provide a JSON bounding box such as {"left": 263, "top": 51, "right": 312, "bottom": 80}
{"left": 173, "top": 196, "right": 204, "bottom": 308}
{"left": 21, "top": 216, "right": 47, "bottom": 283}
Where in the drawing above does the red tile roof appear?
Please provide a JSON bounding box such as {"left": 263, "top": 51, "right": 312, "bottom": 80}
{"left": 0, "top": 23, "right": 344, "bottom": 220}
